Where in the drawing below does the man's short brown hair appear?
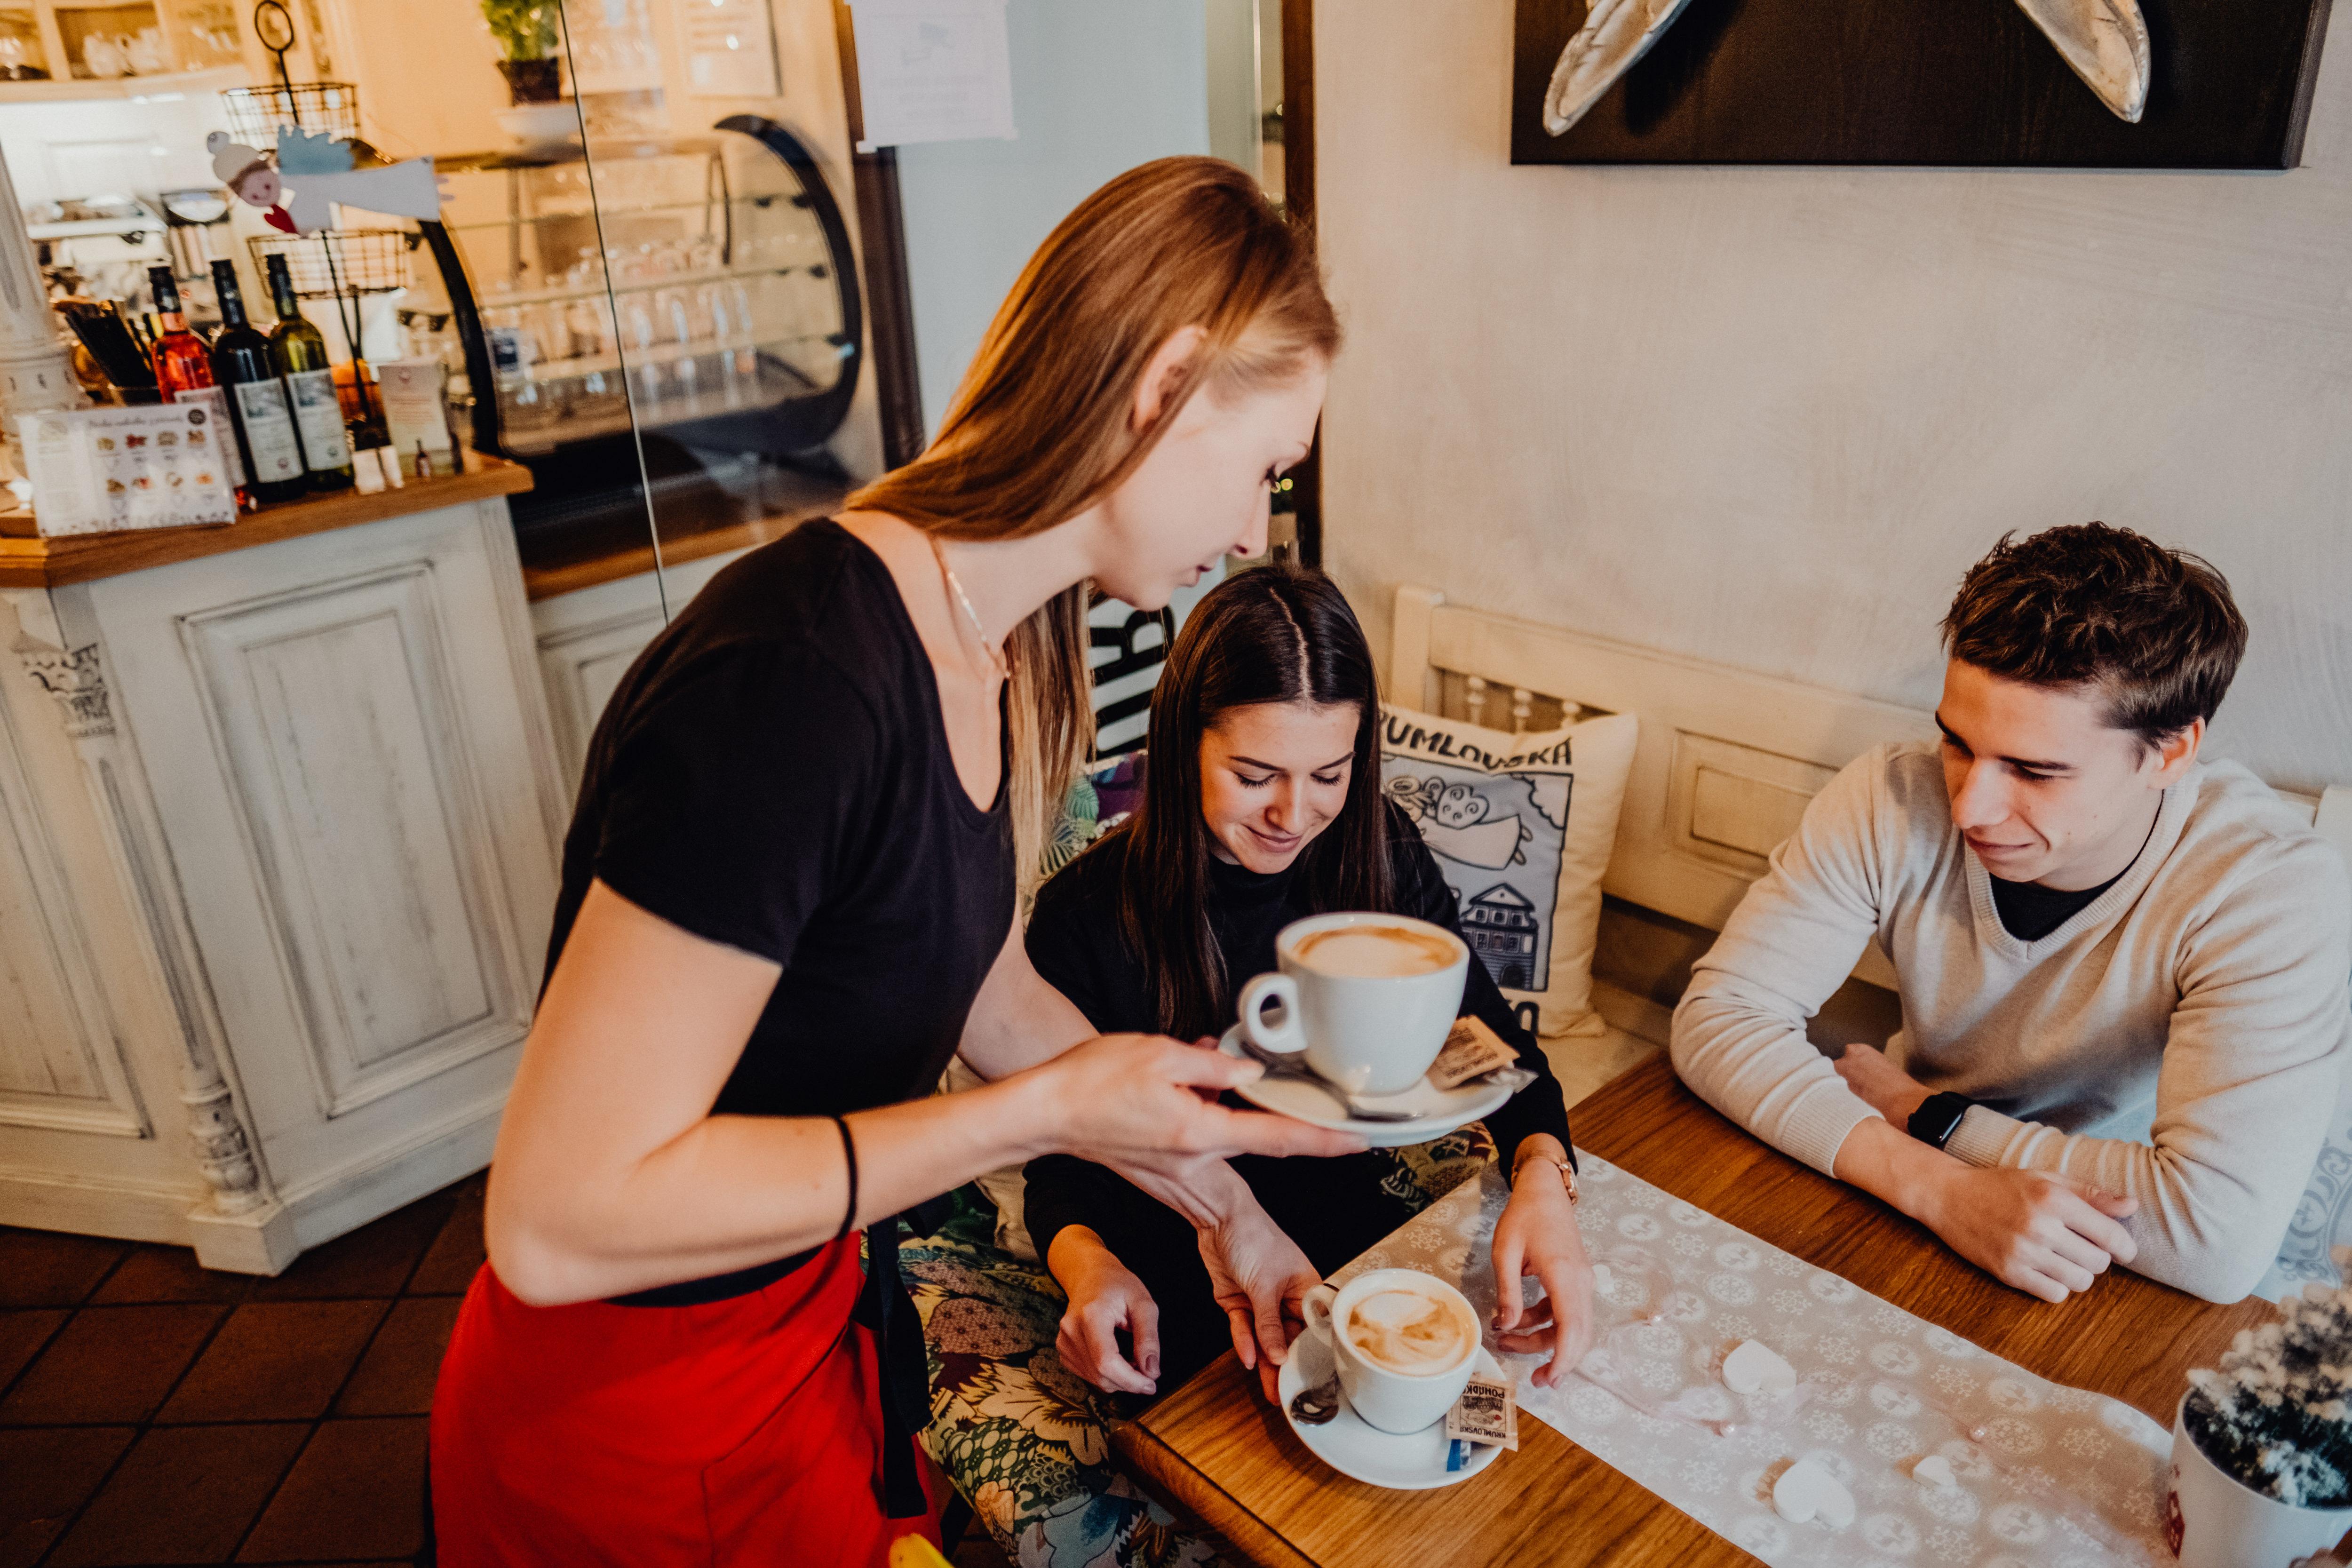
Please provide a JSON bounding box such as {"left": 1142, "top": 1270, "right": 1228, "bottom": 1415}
{"left": 1941, "top": 523, "right": 2247, "bottom": 743}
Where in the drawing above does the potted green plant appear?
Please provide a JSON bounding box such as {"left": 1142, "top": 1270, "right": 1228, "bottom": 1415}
{"left": 480, "top": 0, "right": 560, "bottom": 103}
{"left": 2168, "top": 1251, "right": 2352, "bottom": 1565}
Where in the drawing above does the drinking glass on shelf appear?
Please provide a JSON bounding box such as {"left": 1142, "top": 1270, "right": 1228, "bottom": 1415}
{"left": 654, "top": 287, "right": 692, "bottom": 347}
{"left": 525, "top": 302, "right": 570, "bottom": 367}
{"left": 565, "top": 296, "right": 612, "bottom": 361}
{"left": 621, "top": 294, "right": 656, "bottom": 354}
{"left": 695, "top": 283, "right": 727, "bottom": 346}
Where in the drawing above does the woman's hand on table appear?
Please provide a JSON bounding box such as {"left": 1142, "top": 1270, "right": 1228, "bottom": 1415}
{"left": 1048, "top": 1226, "right": 1162, "bottom": 1396}
{"left": 1198, "top": 1206, "right": 1320, "bottom": 1404}
{"left": 1490, "top": 1136, "right": 1596, "bottom": 1388}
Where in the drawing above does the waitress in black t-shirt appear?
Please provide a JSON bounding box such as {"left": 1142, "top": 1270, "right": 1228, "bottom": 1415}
{"left": 429, "top": 158, "right": 1361, "bottom": 1568}
{"left": 1023, "top": 565, "right": 1597, "bottom": 1401}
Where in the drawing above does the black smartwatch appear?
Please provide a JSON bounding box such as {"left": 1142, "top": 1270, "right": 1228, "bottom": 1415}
{"left": 1907, "top": 1091, "right": 1976, "bottom": 1151}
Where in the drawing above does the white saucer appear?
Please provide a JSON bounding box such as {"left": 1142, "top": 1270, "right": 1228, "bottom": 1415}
{"left": 1277, "top": 1337, "right": 1508, "bottom": 1490}
{"left": 1217, "top": 1027, "right": 1513, "bottom": 1148}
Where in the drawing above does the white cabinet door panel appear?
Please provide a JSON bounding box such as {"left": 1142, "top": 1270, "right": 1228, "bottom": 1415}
{"left": 181, "top": 564, "right": 530, "bottom": 1116}
{"left": 90, "top": 499, "right": 560, "bottom": 1205}
{"left": 0, "top": 740, "right": 145, "bottom": 1136}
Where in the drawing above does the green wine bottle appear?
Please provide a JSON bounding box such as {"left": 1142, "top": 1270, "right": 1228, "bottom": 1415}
{"left": 263, "top": 253, "right": 354, "bottom": 492}
{"left": 207, "top": 259, "right": 308, "bottom": 505}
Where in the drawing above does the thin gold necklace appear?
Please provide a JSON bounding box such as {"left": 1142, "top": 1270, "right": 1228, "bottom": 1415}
{"left": 929, "top": 533, "right": 1008, "bottom": 681}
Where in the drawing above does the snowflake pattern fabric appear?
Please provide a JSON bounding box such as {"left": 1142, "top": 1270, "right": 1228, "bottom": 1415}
{"left": 1331, "top": 1157, "right": 2178, "bottom": 1568}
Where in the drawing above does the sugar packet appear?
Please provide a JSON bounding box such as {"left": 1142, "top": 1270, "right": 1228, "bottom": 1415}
{"left": 1428, "top": 1016, "right": 1519, "bottom": 1090}
{"left": 1445, "top": 1370, "right": 1518, "bottom": 1450}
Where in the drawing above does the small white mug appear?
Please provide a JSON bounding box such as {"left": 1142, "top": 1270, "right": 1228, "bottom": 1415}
{"left": 1236, "top": 912, "right": 1469, "bottom": 1096}
{"left": 1302, "top": 1268, "right": 1483, "bottom": 1434}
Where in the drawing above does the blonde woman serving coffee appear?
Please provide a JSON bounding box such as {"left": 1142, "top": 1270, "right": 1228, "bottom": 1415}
{"left": 429, "top": 160, "right": 1365, "bottom": 1567}
{"left": 1025, "top": 565, "right": 1598, "bottom": 1403}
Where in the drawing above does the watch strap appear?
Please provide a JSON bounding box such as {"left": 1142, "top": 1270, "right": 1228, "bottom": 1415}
{"left": 1907, "top": 1091, "right": 1976, "bottom": 1151}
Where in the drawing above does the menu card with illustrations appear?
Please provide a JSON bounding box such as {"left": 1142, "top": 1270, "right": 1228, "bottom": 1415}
{"left": 19, "top": 403, "right": 238, "bottom": 538}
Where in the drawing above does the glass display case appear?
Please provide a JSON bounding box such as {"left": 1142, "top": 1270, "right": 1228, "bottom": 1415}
{"left": 414, "top": 118, "right": 863, "bottom": 578}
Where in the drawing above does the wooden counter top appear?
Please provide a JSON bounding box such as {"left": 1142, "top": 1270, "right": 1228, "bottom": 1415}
{"left": 0, "top": 455, "right": 534, "bottom": 591}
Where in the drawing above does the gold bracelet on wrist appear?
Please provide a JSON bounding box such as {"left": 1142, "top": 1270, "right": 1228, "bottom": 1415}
{"left": 1512, "top": 1150, "right": 1578, "bottom": 1205}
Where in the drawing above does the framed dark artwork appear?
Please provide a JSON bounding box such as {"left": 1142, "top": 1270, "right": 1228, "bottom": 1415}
{"left": 1511, "top": 0, "right": 2335, "bottom": 169}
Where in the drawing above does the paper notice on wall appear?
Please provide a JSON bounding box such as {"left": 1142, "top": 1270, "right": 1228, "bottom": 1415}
{"left": 849, "top": 0, "right": 1016, "bottom": 149}
{"left": 682, "top": 0, "right": 780, "bottom": 98}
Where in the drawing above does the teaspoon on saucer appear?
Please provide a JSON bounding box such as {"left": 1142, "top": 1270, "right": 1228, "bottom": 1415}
{"left": 1232, "top": 1035, "right": 1420, "bottom": 1122}
{"left": 1289, "top": 1372, "right": 1343, "bottom": 1425}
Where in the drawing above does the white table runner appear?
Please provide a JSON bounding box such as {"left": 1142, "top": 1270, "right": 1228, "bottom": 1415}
{"left": 1331, "top": 1156, "right": 2176, "bottom": 1567}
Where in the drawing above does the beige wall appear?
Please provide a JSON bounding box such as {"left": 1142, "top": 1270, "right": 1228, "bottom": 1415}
{"left": 1317, "top": 0, "right": 2352, "bottom": 795}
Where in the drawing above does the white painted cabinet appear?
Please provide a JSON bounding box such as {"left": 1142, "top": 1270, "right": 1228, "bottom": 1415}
{"left": 0, "top": 491, "right": 565, "bottom": 1271}
{"left": 531, "top": 549, "right": 750, "bottom": 788}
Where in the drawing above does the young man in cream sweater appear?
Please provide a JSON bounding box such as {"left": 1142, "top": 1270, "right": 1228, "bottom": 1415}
{"left": 1672, "top": 524, "right": 2351, "bottom": 1305}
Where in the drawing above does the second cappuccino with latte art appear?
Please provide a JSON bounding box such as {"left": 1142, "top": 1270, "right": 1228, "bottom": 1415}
{"left": 1343, "top": 1281, "right": 1478, "bottom": 1376}
{"left": 1290, "top": 922, "right": 1459, "bottom": 979}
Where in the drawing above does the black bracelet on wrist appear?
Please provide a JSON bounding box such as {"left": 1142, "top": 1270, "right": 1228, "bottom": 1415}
{"left": 1907, "top": 1091, "right": 1975, "bottom": 1152}
{"left": 831, "top": 1113, "right": 859, "bottom": 1239}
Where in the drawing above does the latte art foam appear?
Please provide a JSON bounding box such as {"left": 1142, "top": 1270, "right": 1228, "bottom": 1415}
{"left": 1343, "top": 1285, "right": 1476, "bottom": 1376}
{"left": 1291, "top": 923, "right": 1458, "bottom": 979}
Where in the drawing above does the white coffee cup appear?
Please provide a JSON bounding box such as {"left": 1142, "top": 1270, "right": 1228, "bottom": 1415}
{"left": 1236, "top": 912, "right": 1469, "bottom": 1095}
{"left": 1302, "top": 1267, "right": 1483, "bottom": 1434}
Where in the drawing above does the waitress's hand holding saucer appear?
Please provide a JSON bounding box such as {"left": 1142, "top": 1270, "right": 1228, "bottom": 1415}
{"left": 1025, "top": 1031, "right": 1368, "bottom": 1177}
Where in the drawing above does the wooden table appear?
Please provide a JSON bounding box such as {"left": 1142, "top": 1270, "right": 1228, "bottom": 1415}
{"left": 1113, "top": 1057, "right": 2275, "bottom": 1567}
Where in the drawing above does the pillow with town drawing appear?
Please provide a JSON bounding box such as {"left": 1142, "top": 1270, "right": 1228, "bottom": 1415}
{"left": 1380, "top": 705, "right": 1638, "bottom": 1038}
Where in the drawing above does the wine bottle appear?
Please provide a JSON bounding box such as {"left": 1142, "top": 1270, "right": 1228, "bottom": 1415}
{"left": 148, "top": 265, "right": 247, "bottom": 502}
{"left": 207, "top": 260, "right": 307, "bottom": 504}
{"left": 149, "top": 268, "right": 209, "bottom": 394}
{"left": 262, "top": 253, "right": 354, "bottom": 492}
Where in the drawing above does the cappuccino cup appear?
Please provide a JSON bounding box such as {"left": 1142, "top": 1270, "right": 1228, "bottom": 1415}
{"left": 1302, "top": 1268, "right": 1482, "bottom": 1433}
{"left": 1236, "top": 913, "right": 1469, "bottom": 1095}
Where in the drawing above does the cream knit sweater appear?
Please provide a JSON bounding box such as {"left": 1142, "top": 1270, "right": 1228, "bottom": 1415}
{"left": 1672, "top": 742, "right": 2352, "bottom": 1303}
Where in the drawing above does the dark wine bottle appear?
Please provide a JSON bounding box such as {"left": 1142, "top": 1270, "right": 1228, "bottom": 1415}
{"left": 207, "top": 260, "right": 307, "bottom": 504}
{"left": 263, "top": 252, "right": 353, "bottom": 492}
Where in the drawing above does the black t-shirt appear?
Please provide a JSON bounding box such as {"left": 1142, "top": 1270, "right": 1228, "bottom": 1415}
{"left": 552, "top": 519, "right": 1015, "bottom": 1303}
{"left": 1987, "top": 871, "right": 2122, "bottom": 943}
{"left": 1021, "top": 808, "right": 1574, "bottom": 1282}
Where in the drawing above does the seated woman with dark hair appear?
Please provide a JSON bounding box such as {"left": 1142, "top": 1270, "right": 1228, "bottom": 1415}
{"left": 1025, "top": 563, "right": 1597, "bottom": 1400}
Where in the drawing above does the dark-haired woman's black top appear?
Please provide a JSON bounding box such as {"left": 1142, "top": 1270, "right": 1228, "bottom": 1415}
{"left": 1022, "top": 808, "right": 1573, "bottom": 1384}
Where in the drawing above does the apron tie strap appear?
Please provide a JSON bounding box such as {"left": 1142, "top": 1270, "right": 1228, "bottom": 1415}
{"left": 853, "top": 1213, "right": 931, "bottom": 1520}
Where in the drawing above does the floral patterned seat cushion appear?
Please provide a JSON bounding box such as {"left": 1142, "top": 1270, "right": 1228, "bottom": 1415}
{"left": 900, "top": 1126, "right": 1494, "bottom": 1566}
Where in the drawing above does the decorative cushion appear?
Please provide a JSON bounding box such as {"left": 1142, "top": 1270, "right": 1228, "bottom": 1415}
{"left": 1379, "top": 705, "right": 1639, "bottom": 1036}
{"left": 1042, "top": 752, "right": 1148, "bottom": 882}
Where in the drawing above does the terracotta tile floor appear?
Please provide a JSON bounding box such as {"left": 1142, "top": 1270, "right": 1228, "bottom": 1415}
{"left": 0, "top": 1173, "right": 1015, "bottom": 1568}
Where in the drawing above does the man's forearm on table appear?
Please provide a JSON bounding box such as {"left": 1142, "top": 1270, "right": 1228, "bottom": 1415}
{"left": 1672, "top": 990, "right": 1883, "bottom": 1177}
{"left": 1830, "top": 1115, "right": 1958, "bottom": 1226}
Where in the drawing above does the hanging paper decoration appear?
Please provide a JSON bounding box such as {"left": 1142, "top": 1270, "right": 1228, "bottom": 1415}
{"left": 207, "top": 129, "right": 446, "bottom": 235}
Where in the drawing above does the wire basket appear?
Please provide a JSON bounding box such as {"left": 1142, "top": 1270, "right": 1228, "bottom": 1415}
{"left": 219, "top": 81, "right": 361, "bottom": 144}
{"left": 247, "top": 229, "right": 419, "bottom": 298}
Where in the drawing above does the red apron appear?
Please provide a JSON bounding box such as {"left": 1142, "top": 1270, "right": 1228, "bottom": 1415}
{"left": 429, "top": 1234, "right": 940, "bottom": 1567}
